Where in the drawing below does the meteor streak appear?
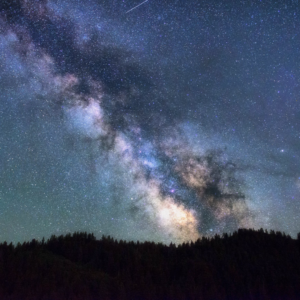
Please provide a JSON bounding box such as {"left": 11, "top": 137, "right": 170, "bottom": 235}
{"left": 126, "top": 0, "right": 149, "bottom": 14}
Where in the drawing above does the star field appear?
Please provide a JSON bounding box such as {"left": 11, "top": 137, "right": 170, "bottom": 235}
{"left": 0, "top": 0, "right": 300, "bottom": 244}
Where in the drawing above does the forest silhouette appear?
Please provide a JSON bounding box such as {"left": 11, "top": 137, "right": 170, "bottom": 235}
{"left": 1, "top": 228, "right": 300, "bottom": 299}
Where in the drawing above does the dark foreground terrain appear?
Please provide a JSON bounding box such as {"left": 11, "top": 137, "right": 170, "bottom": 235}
{"left": 1, "top": 229, "right": 300, "bottom": 300}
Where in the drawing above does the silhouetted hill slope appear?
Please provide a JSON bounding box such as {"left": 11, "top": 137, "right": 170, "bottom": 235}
{"left": 1, "top": 229, "right": 300, "bottom": 300}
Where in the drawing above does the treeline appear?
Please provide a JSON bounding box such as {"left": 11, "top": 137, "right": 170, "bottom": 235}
{"left": 0, "top": 229, "right": 300, "bottom": 299}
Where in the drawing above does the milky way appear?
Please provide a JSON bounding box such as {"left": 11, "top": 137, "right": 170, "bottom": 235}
{"left": 0, "top": 0, "right": 300, "bottom": 244}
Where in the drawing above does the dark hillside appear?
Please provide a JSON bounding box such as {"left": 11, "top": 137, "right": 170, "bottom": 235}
{"left": 0, "top": 229, "right": 300, "bottom": 300}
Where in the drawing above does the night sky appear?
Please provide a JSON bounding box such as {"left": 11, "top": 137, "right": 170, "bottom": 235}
{"left": 0, "top": 0, "right": 300, "bottom": 244}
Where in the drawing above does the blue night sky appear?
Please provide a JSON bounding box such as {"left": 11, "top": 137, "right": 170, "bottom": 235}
{"left": 0, "top": 0, "right": 300, "bottom": 244}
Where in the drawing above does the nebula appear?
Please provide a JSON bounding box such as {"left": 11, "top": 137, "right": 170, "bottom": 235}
{"left": 1, "top": 0, "right": 299, "bottom": 243}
